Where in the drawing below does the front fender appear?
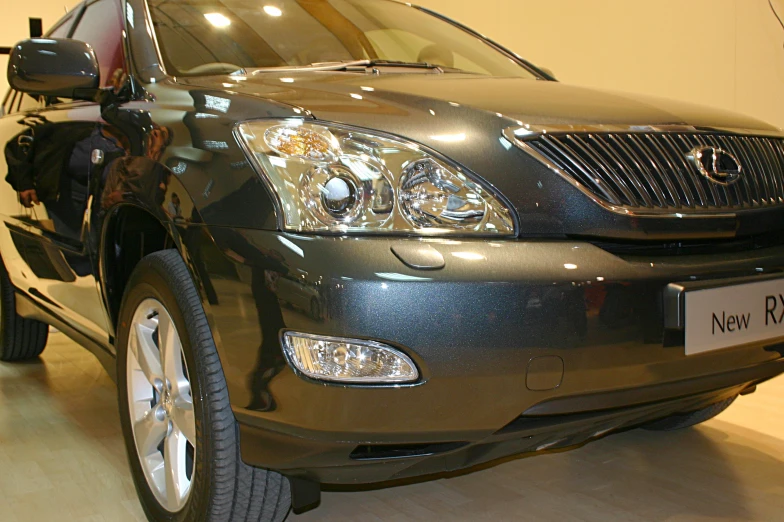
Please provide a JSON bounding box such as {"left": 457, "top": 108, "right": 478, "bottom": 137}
{"left": 94, "top": 155, "right": 220, "bottom": 345}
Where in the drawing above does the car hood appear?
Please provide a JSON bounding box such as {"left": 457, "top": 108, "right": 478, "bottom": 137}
{"left": 181, "top": 72, "right": 776, "bottom": 132}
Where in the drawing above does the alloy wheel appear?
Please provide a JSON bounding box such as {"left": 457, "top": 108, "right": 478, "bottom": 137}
{"left": 126, "top": 298, "right": 196, "bottom": 512}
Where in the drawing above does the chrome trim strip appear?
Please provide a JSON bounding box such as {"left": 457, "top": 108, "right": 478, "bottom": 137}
{"left": 507, "top": 123, "right": 784, "bottom": 141}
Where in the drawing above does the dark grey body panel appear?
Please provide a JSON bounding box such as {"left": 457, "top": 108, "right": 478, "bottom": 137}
{"left": 186, "top": 228, "right": 784, "bottom": 482}
{"left": 0, "top": 0, "right": 783, "bottom": 490}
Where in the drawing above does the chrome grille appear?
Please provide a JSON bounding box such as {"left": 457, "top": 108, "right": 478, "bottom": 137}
{"left": 524, "top": 132, "right": 784, "bottom": 210}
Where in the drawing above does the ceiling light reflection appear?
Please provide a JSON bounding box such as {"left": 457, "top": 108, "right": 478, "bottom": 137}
{"left": 263, "top": 5, "right": 283, "bottom": 16}
{"left": 375, "top": 272, "right": 433, "bottom": 282}
{"left": 430, "top": 133, "right": 466, "bottom": 142}
{"left": 204, "top": 12, "right": 231, "bottom": 27}
{"left": 277, "top": 236, "right": 304, "bottom": 257}
{"left": 452, "top": 252, "right": 485, "bottom": 261}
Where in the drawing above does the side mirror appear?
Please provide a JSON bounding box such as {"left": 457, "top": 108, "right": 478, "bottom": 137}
{"left": 7, "top": 38, "right": 100, "bottom": 100}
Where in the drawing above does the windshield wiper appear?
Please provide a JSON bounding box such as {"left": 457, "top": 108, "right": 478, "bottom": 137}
{"left": 320, "top": 59, "right": 475, "bottom": 73}
{"left": 345, "top": 59, "right": 440, "bottom": 69}
{"left": 251, "top": 60, "right": 472, "bottom": 74}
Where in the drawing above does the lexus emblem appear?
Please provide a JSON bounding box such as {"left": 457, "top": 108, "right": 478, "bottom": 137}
{"left": 687, "top": 146, "right": 742, "bottom": 186}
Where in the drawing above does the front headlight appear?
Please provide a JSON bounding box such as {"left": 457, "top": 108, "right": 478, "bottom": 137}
{"left": 236, "top": 119, "right": 515, "bottom": 235}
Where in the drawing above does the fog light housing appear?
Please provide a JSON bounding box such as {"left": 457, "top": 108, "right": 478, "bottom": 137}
{"left": 281, "top": 332, "right": 419, "bottom": 384}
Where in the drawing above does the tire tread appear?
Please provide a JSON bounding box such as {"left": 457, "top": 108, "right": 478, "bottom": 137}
{"left": 0, "top": 260, "right": 48, "bottom": 362}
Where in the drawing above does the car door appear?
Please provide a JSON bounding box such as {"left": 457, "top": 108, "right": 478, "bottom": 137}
{"left": 0, "top": 0, "right": 127, "bottom": 344}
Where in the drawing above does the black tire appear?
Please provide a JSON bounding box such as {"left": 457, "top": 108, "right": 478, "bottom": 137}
{"left": 0, "top": 258, "right": 48, "bottom": 362}
{"left": 643, "top": 396, "right": 737, "bottom": 431}
{"left": 116, "top": 250, "right": 291, "bottom": 522}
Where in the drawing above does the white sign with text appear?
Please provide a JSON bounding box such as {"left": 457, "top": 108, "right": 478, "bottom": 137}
{"left": 685, "top": 278, "right": 784, "bottom": 355}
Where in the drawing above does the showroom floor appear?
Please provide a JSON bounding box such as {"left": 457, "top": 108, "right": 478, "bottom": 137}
{"left": 1, "top": 332, "right": 783, "bottom": 521}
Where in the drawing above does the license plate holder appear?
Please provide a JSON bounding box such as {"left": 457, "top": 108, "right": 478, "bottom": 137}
{"left": 685, "top": 277, "right": 784, "bottom": 355}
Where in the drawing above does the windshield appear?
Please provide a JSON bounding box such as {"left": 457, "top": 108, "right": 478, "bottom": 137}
{"left": 147, "top": 0, "right": 537, "bottom": 78}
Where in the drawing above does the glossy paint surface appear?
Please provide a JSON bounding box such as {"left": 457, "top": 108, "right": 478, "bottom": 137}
{"left": 0, "top": 0, "right": 783, "bottom": 485}
{"left": 196, "top": 230, "right": 783, "bottom": 420}
{"left": 8, "top": 38, "right": 100, "bottom": 100}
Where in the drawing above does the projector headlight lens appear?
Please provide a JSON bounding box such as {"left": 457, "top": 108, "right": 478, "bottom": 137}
{"left": 236, "top": 119, "right": 515, "bottom": 235}
{"left": 281, "top": 332, "right": 419, "bottom": 384}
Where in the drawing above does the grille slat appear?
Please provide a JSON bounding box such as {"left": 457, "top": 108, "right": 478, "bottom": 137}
{"left": 526, "top": 132, "right": 784, "bottom": 212}
{"left": 773, "top": 141, "right": 784, "bottom": 200}
{"left": 759, "top": 138, "right": 784, "bottom": 203}
{"left": 608, "top": 134, "right": 668, "bottom": 207}
{"left": 728, "top": 136, "right": 763, "bottom": 205}
{"left": 568, "top": 135, "right": 640, "bottom": 206}
{"left": 540, "top": 135, "right": 624, "bottom": 205}
{"left": 693, "top": 134, "right": 730, "bottom": 207}
{"left": 750, "top": 138, "right": 775, "bottom": 202}
{"left": 743, "top": 137, "right": 773, "bottom": 203}
{"left": 591, "top": 134, "right": 655, "bottom": 207}
{"left": 627, "top": 134, "right": 683, "bottom": 208}
{"left": 662, "top": 134, "right": 708, "bottom": 207}
{"left": 703, "top": 134, "right": 740, "bottom": 207}
{"left": 716, "top": 136, "right": 755, "bottom": 206}
{"left": 646, "top": 134, "right": 695, "bottom": 208}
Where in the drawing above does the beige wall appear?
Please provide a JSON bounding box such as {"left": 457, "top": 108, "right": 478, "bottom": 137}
{"left": 3, "top": 0, "right": 784, "bottom": 129}
{"left": 0, "top": 1, "right": 77, "bottom": 97}
{"left": 417, "top": 0, "right": 784, "bottom": 129}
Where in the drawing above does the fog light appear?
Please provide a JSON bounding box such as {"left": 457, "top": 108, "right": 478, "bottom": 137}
{"left": 281, "top": 332, "right": 418, "bottom": 384}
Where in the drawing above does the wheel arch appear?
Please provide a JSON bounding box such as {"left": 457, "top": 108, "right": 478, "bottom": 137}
{"left": 99, "top": 201, "right": 213, "bottom": 340}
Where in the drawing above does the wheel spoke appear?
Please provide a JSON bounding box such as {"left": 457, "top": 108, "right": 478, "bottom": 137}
{"left": 134, "top": 408, "right": 168, "bottom": 458}
{"left": 131, "top": 322, "right": 163, "bottom": 385}
{"left": 164, "top": 427, "right": 189, "bottom": 511}
{"left": 158, "top": 312, "right": 190, "bottom": 399}
{"left": 127, "top": 298, "right": 196, "bottom": 512}
{"left": 171, "top": 399, "right": 196, "bottom": 445}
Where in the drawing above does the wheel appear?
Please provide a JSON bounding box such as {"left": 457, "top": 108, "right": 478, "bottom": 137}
{"left": 116, "top": 250, "right": 291, "bottom": 522}
{"left": 0, "top": 258, "right": 48, "bottom": 361}
{"left": 643, "top": 396, "right": 737, "bottom": 431}
{"left": 309, "top": 297, "right": 320, "bottom": 320}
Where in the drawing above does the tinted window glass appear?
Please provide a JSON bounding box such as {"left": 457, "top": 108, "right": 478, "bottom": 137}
{"left": 71, "top": 0, "right": 126, "bottom": 87}
{"left": 148, "top": 0, "right": 535, "bottom": 78}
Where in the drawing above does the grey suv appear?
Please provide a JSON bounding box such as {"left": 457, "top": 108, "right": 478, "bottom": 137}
{"left": 1, "top": 0, "right": 783, "bottom": 520}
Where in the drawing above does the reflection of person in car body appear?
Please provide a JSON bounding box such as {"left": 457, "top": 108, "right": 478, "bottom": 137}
{"left": 5, "top": 116, "right": 92, "bottom": 211}
{"left": 100, "top": 124, "right": 173, "bottom": 211}
{"left": 5, "top": 117, "right": 126, "bottom": 239}
{"left": 167, "top": 192, "right": 183, "bottom": 220}
{"left": 4, "top": 116, "right": 129, "bottom": 276}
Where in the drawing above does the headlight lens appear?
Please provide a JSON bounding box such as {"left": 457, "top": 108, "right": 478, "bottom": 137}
{"left": 282, "top": 332, "right": 419, "bottom": 384}
{"left": 237, "top": 119, "right": 515, "bottom": 235}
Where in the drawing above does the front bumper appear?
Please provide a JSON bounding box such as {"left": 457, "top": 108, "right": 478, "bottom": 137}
{"left": 192, "top": 228, "right": 784, "bottom": 483}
